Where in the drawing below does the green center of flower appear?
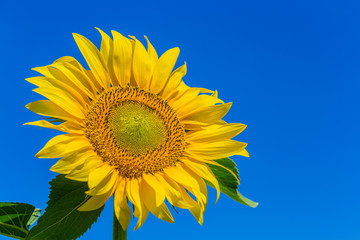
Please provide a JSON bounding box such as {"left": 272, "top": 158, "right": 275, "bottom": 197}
{"left": 109, "top": 101, "right": 167, "bottom": 154}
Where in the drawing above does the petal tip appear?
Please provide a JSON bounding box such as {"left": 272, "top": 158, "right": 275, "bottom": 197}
{"left": 173, "top": 47, "right": 180, "bottom": 54}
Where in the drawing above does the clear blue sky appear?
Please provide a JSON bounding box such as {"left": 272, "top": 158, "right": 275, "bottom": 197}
{"left": 1, "top": 0, "right": 359, "bottom": 239}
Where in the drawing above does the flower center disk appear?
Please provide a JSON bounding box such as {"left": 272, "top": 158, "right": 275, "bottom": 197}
{"left": 109, "top": 101, "right": 167, "bottom": 154}
{"left": 84, "top": 87, "right": 185, "bottom": 179}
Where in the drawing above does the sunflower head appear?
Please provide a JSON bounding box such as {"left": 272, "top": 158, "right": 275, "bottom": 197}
{"left": 25, "top": 28, "right": 250, "bottom": 230}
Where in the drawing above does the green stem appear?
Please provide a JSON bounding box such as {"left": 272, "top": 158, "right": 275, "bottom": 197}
{"left": 113, "top": 211, "right": 127, "bottom": 240}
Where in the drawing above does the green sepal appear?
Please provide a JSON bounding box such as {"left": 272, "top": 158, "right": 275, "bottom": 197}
{"left": 0, "top": 202, "right": 40, "bottom": 240}
{"left": 26, "top": 175, "right": 104, "bottom": 240}
{"left": 41, "top": 116, "right": 65, "bottom": 123}
{"left": 205, "top": 158, "right": 258, "bottom": 208}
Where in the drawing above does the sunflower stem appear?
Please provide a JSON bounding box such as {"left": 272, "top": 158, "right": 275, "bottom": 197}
{"left": 113, "top": 211, "right": 127, "bottom": 240}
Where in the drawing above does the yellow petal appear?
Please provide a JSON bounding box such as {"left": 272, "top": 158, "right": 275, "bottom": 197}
{"left": 87, "top": 171, "right": 118, "bottom": 196}
{"left": 159, "top": 171, "right": 204, "bottom": 224}
{"left": 33, "top": 64, "right": 87, "bottom": 103}
{"left": 178, "top": 186, "right": 203, "bottom": 225}
{"left": 164, "top": 164, "right": 207, "bottom": 209}
{"left": 164, "top": 165, "right": 201, "bottom": 193}
{"left": 197, "top": 88, "right": 214, "bottom": 94}
{"left": 168, "top": 87, "right": 200, "bottom": 110}
{"left": 73, "top": 33, "right": 110, "bottom": 89}
{"left": 142, "top": 174, "right": 165, "bottom": 207}
{"left": 33, "top": 87, "right": 85, "bottom": 119}
{"left": 185, "top": 140, "right": 247, "bottom": 160}
{"left": 26, "top": 100, "right": 80, "bottom": 122}
{"left": 181, "top": 164, "right": 208, "bottom": 211}
{"left": 182, "top": 158, "right": 220, "bottom": 203}
{"left": 62, "top": 120, "right": 84, "bottom": 132}
{"left": 24, "top": 119, "right": 84, "bottom": 135}
{"left": 151, "top": 203, "right": 174, "bottom": 223}
{"left": 176, "top": 94, "right": 224, "bottom": 119}
{"left": 165, "top": 80, "right": 189, "bottom": 100}
{"left": 212, "top": 90, "right": 218, "bottom": 98}
{"left": 181, "top": 102, "right": 232, "bottom": 125}
{"left": 51, "top": 62, "right": 97, "bottom": 101}
{"left": 130, "top": 36, "right": 152, "bottom": 90}
{"left": 83, "top": 69, "right": 103, "bottom": 92}
{"left": 54, "top": 56, "right": 89, "bottom": 72}
{"left": 32, "top": 64, "right": 96, "bottom": 99}
{"left": 24, "top": 120, "right": 82, "bottom": 134}
{"left": 66, "top": 157, "right": 103, "bottom": 182}
{"left": 50, "top": 150, "right": 95, "bottom": 174}
{"left": 96, "top": 28, "right": 118, "bottom": 86}
{"left": 150, "top": 47, "right": 180, "bottom": 94}
{"left": 126, "top": 179, "right": 140, "bottom": 218}
{"left": 161, "top": 62, "right": 187, "bottom": 99}
{"left": 144, "top": 36, "right": 158, "bottom": 72}
{"left": 26, "top": 76, "right": 54, "bottom": 88}
{"left": 114, "top": 178, "right": 132, "bottom": 230}
{"left": 78, "top": 186, "right": 114, "bottom": 211}
{"left": 186, "top": 123, "right": 247, "bottom": 142}
{"left": 240, "top": 149, "right": 250, "bottom": 157}
{"left": 156, "top": 174, "right": 192, "bottom": 209}
{"left": 52, "top": 57, "right": 99, "bottom": 96}
{"left": 189, "top": 156, "right": 240, "bottom": 183}
{"left": 28, "top": 68, "right": 89, "bottom": 109}
{"left": 96, "top": 28, "right": 112, "bottom": 64}
{"left": 126, "top": 179, "right": 149, "bottom": 230}
{"left": 87, "top": 164, "right": 114, "bottom": 189}
{"left": 141, "top": 177, "right": 174, "bottom": 223}
{"left": 54, "top": 56, "right": 80, "bottom": 64}
{"left": 165, "top": 79, "right": 213, "bottom": 102}
{"left": 32, "top": 66, "right": 57, "bottom": 79}
{"left": 112, "top": 31, "right": 133, "bottom": 87}
{"left": 36, "top": 134, "right": 90, "bottom": 158}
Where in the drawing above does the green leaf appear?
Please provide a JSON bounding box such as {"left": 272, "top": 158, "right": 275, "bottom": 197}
{"left": 205, "top": 158, "right": 258, "bottom": 208}
{"left": 0, "top": 202, "right": 40, "bottom": 240}
{"left": 26, "top": 175, "right": 104, "bottom": 240}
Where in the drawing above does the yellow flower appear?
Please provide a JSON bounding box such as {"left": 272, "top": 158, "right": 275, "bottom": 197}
{"left": 25, "top": 29, "right": 249, "bottom": 230}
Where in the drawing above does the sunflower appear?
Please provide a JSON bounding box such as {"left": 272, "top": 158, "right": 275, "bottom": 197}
{"left": 25, "top": 29, "right": 249, "bottom": 230}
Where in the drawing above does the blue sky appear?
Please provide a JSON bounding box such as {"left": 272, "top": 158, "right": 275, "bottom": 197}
{"left": 1, "top": 0, "right": 359, "bottom": 239}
